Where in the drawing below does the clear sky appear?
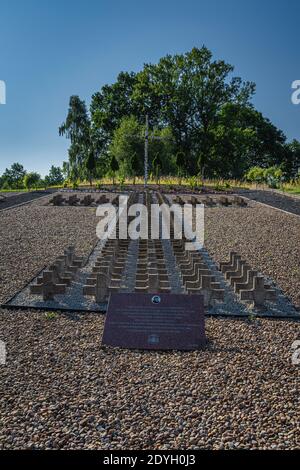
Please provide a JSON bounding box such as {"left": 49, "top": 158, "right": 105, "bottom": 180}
{"left": 0, "top": 0, "right": 299, "bottom": 176}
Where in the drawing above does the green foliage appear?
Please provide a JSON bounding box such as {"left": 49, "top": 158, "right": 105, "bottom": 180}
{"left": 283, "top": 140, "right": 300, "bottom": 178}
{"left": 187, "top": 176, "right": 198, "bottom": 191}
{"left": 244, "top": 166, "right": 265, "bottom": 184}
{"left": 1, "top": 181, "right": 11, "bottom": 190}
{"left": 213, "top": 182, "right": 228, "bottom": 191}
{"left": 45, "top": 165, "right": 64, "bottom": 186}
{"left": 110, "top": 155, "right": 119, "bottom": 173}
{"left": 132, "top": 47, "right": 255, "bottom": 176}
{"left": 109, "top": 116, "right": 144, "bottom": 176}
{"left": 108, "top": 115, "right": 175, "bottom": 180}
{"left": 44, "top": 311, "right": 58, "bottom": 321}
{"left": 109, "top": 155, "right": 119, "bottom": 185}
{"left": 59, "top": 96, "right": 92, "bottom": 182}
{"left": 244, "top": 165, "right": 283, "bottom": 188}
{"left": 151, "top": 154, "right": 161, "bottom": 185}
{"left": 23, "top": 172, "right": 41, "bottom": 190}
{"left": 118, "top": 174, "right": 125, "bottom": 190}
{"left": 85, "top": 151, "right": 97, "bottom": 185}
{"left": 60, "top": 47, "right": 300, "bottom": 182}
{"left": 0, "top": 163, "right": 26, "bottom": 189}
{"left": 263, "top": 166, "right": 283, "bottom": 188}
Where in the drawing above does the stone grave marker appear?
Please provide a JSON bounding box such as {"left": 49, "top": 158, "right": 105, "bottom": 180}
{"left": 240, "top": 276, "right": 276, "bottom": 308}
{"left": 30, "top": 271, "right": 66, "bottom": 300}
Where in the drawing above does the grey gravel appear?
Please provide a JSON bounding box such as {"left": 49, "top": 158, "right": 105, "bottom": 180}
{"left": 204, "top": 201, "right": 300, "bottom": 308}
{"left": 0, "top": 192, "right": 300, "bottom": 450}
{"left": 0, "top": 311, "right": 299, "bottom": 450}
{"left": 201, "top": 248, "right": 299, "bottom": 318}
{"left": 238, "top": 189, "right": 300, "bottom": 217}
{"left": 0, "top": 196, "right": 98, "bottom": 305}
{"left": 0, "top": 190, "right": 55, "bottom": 212}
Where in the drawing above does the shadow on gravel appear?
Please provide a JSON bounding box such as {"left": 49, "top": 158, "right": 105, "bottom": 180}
{"left": 0, "top": 190, "right": 55, "bottom": 211}
{"left": 238, "top": 190, "right": 300, "bottom": 216}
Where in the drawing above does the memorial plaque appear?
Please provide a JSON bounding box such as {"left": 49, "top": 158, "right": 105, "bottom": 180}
{"left": 101, "top": 293, "right": 206, "bottom": 350}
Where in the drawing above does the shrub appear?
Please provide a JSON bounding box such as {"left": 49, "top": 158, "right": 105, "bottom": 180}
{"left": 263, "top": 166, "right": 283, "bottom": 188}
{"left": 188, "top": 176, "right": 198, "bottom": 191}
{"left": 1, "top": 181, "right": 11, "bottom": 190}
{"left": 244, "top": 166, "right": 265, "bottom": 184}
{"left": 118, "top": 175, "right": 125, "bottom": 190}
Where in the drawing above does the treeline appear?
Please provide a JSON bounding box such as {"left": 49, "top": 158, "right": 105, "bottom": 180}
{"left": 0, "top": 163, "right": 64, "bottom": 190}
{"left": 59, "top": 46, "right": 300, "bottom": 183}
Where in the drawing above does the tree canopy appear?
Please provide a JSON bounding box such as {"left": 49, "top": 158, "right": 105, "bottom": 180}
{"left": 59, "top": 46, "right": 299, "bottom": 181}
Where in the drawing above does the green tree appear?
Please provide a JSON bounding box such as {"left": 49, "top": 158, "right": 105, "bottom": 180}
{"left": 133, "top": 47, "right": 255, "bottom": 176}
{"left": 110, "top": 155, "right": 119, "bottom": 185}
{"left": 208, "top": 104, "right": 288, "bottom": 179}
{"left": 1, "top": 163, "right": 26, "bottom": 189}
{"left": 109, "top": 116, "right": 144, "bottom": 177}
{"left": 131, "top": 152, "right": 140, "bottom": 185}
{"left": 59, "top": 96, "right": 91, "bottom": 181}
{"left": 62, "top": 46, "right": 297, "bottom": 180}
{"left": 62, "top": 161, "right": 69, "bottom": 178}
{"left": 283, "top": 140, "right": 300, "bottom": 178}
{"left": 109, "top": 116, "right": 174, "bottom": 181}
{"left": 85, "top": 150, "right": 97, "bottom": 186}
{"left": 24, "top": 172, "right": 41, "bottom": 190}
{"left": 90, "top": 72, "right": 138, "bottom": 153}
{"left": 175, "top": 152, "right": 186, "bottom": 184}
{"left": 45, "top": 165, "right": 64, "bottom": 186}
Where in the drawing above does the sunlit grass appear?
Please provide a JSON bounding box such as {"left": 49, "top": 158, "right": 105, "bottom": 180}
{"left": 4, "top": 177, "right": 299, "bottom": 194}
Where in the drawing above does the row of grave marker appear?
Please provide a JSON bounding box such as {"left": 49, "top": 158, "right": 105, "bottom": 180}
{"left": 31, "top": 189, "right": 275, "bottom": 310}
{"left": 220, "top": 251, "right": 276, "bottom": 308}
{"left": 30, "top": 246, "right": 84, "bottom": 300}
{"left": 49, "top": 194, "right": 118, "bottom": 207}
{"left": 172, "top": 195, "right": 247, "bottom": 207}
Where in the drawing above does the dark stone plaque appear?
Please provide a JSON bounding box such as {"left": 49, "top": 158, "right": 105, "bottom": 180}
{"left": 102, "top": 293, "right": 206, "bottom": 350}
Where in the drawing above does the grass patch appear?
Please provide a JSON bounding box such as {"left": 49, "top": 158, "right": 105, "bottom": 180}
{"left": 44, "top": 311, "right": 59, "bottom": 321}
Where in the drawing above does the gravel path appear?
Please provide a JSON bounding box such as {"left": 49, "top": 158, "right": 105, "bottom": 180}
{"left": 238, "top": 190, "right": 300, "bottom": 217}
{"left": 0, "top": 194, "right": 300, "bottom": 450}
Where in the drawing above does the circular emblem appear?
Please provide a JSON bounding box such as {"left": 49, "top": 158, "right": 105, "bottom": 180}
{"left": 151, "top": 295, "right": 161, "bottom": 304}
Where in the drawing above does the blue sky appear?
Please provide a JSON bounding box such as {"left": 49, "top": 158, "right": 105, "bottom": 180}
{"left": 0, "top": 0, "right": 299, "bottom": 176}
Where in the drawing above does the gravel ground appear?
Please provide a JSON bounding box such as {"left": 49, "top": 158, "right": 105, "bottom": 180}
{"left": 205, "top": 202, "right": 300, "bottom": 309}
{"left": 0, "top": 191, "right": 55, "bottom": 212}
{"left": 238, "top": 190, "right": 300, "bottom": 217}
{"left": 0, "top": 311, "right": 299, "bottom": 449}
{"left": 0, "top": 195, "right": 300, "bottom": 450}
{"left": 0, "top": 197, "right": 98, "bottom": 304}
